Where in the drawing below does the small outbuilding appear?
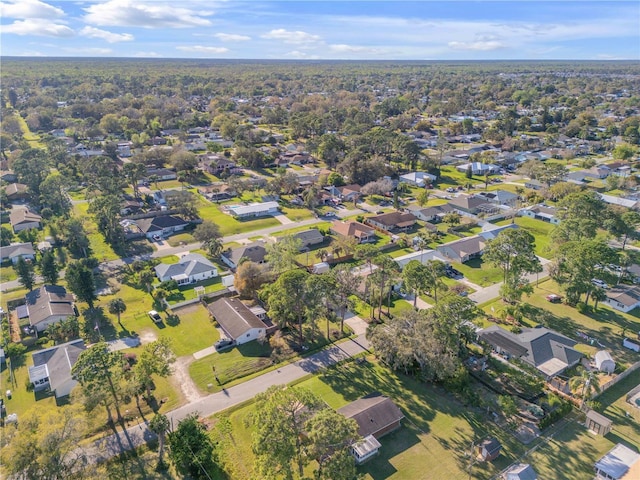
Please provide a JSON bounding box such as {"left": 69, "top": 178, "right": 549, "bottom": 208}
{"left": 505, "top": 463, "right": 537, "bottom": 480}
{"left": 595, "top": 350, "right": 616, "bottom": 374}
{"left": 478, "top": 437, "right": 502, "bottom": 462}
{"left": 207, "top": 297, "right": 268, "bottom": 345}
{"left": 585, "top": 409, "right": 613, "bottom": 436}
{"left": 350, "top": 434, "right": 382, "bottom": 465}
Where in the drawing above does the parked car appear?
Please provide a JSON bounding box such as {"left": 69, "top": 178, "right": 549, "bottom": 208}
{"left": 546, "top": 294, "right": 562, "bottom": 303}
{"left": 148, "top": 310, "right": 162, "bottom": 323}
{"left": 591, "top": 279, "right": 609, "bottom": 289}
{"left": 214, "top": 338, "right": 235, "bottom": 351}
{"left": 324, "top": 211, "right": 336, "bottom": 217}
{"left": 152, "top": 234, "right": 162, "bottom": 241}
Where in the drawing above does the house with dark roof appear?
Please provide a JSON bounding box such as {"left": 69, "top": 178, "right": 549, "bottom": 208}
{"left": 478, "top": 326, "right": 582, "bottom": 378}
{"left": 0, "top": 242, "right": 36, "bottom": 264}
{"left": 9, "top": 208, "right": 42, "bottom": 233}
{"left": 365, "top": 211, "right": 416, "bottom": 232}
{"left": 408, "top": 203, "right": 454, "bottom": 223}
{"left": 221, "top": 242, "right": 267, "bottom": 269}
{"left": 330, "top": 220, "right": 376, "bottom": 244}
{"left": 135, "top": 215, "right": 189, "bottom": 239}
{"left": 478, "top": 437, "right": 502, "bottom": 462}
{"left": 28, "top": 339, "right": 86, "bottom": 398}
{"left": 4, "top": 183, "right": 29, "bottom": 202}
{"left": 293, "top": 229, "right": 325, "bottom": 250}
{"left": 605, "top": 284, "right": 640, "bottom": 313}
{"left": 448, "top": 194, "right": 491, "bottom": 214}
{"left": 595, "top": 443, "right": 640, "bottom": 480}
{"left": 145, "top": 167, "right": 177, "bottom": 181}
{"left": 436, "top": 235, "right": 486, "bottom": 263}
{"left": 207, "top": 297, "right": 268, "bottom": 345}
{"left": 25, "top": 285, "right": 76, "bottom": 333}
{"left": 338, "top": 394, "right": 405, "bottom": 465}
{"left": 154, "top": 253, "right": 218, "bottom": 285}
{"left": 477, "top": 190, "right": 518, "bottom": 207}
{"left": 479, "top": 223, "right": 519, "bottom": 241}
{"left": 525, "top": 179, "right": 544, "bottom": 190}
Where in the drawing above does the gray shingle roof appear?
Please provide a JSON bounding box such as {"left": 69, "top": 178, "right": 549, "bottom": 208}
{"left": 207, "top": 297, "right": 267, "bottom": 340}
{"left": 136, "top": 215, "right": 188, "bottom": 233}
{"left": 337, "top": 393, "right": 404, "bottom": 438}
{"left": 223, "top": 242, "right": 267, "bottom": 266}
{"left": 154, "top": 253, "right": 216, "bottom": 280}
{"left": 25, "top": 285, "right": 75, "bottom": 327}
{"left": 0, "top": 242, "right": 35, "bottom": 261}
{"left": 30, "top": 339, "right": 85, "bottom": 397}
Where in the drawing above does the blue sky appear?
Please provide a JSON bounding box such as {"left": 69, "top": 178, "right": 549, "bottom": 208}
{"left": 1, "top": 1, "right": 638, "bottom": 59}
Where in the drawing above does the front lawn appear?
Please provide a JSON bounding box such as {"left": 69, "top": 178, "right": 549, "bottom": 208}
{"left": 452, "top": 258, "right": 503, "bottom": 287}
{"left": 0, "top": 264, "right": 17, "bottom": 282}
{"left": 280, "top": 205, "right": 315, "bottom": 221}
{"left": 197, "top": 203, "right": 281, "bottom": 236}
{"left": 495, "top": 216, "right": 555, "bottom": 258}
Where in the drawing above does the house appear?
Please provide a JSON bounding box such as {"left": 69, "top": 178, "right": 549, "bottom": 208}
{"left": 0, "top": 242, "right": 36, "bottom": 264}
{"left": 350, "top": 435, "right": 382, "bottom": 465}
{"left": 586, "top": 165, "right": 611, "bottom": 179}
{"left": 117, "top": 142, "right": 132, "bottom": 157}
{"left": 9, "top": 208, "right": 42, "bottom": 233}
{"left": 595, "top": 350, "right": 616, "bottom": 374}
{"left": 198, "top": 184, "right": 236, "bottom": 202}
{"left": 221, "top": 242, "right": 267, "bottom": 269}
{"left": 478, "top": 437, "right": 501, "bottom": 462}
{"left": 0, "top": 171, "right": 17, "bottom": 183}
{"left": 200, "top": 155, "right": 238, "bottom": 175}
{"left": 525, "top": 179, "right": 544, "bottom": 190}
{"left": 338, "top": 184, "right": 362, "bottom": 202}
{"left": 4, "top": 183, "right": 29, "bottom": 202}
{"left": 456, "top": 162, "right": 499, "bottom": 176}
{"left": 399, "top": 171, "right": 437, "bottom": 187}
{"left": 478, "top": 326, "right": 582, "bottom": 378}
{"left": 519, "top": 204, "right": 561, "bottom": 224}
{"left": 120, "top": 199, "right": 143, "bottom": 216}
{"left": 605, "top": 284, "right": 640, "bottom": 313}
{"left": 207, "top": 297, "right": 267, "bottom": 345}
{"left": 448, "top": 194, "right": 490, "bottom": 214}
{"left": 505, "top": 463, "right": 537, "bottom": 480}
{"left": 394, "top": 249, "right": 448, "bottom": 268}
{"left": 293, "top": 229, "right": 325, "bottom": 250}
{"left": 365, "top": 211, "right": 416, "bottom": 232}
{"left": 226, "top": 201, "right": 280, "bottom": 218}
{"left": 338, "top": 393, "right": 404, "bottom": 438}
{"left": 585, "top": 409, "right": 613, "bottom": 436}
{"left": 479, "top": 223, "right": 519, "bottom": 241}
{"left": 28, "top": 339, "right": 86, "bottom": 398}
{"left": 154, "top": 253, "right": 218, "bottom": 285}
{"left": 408, "top": 204, "right": 454, "bottom": 223}
{"left": 594, "top": 443, "right": 640, "bottom": 480}
{"left": 330, "top": 220, "right": 376, "bottom": 244}
{"left": 145, "top": 167, "right": 177, "bottom": 181}
{"left": 599, "top": 194, "right": 639, "bottom": 210}
{"left": 25, "top": 285, "right": 76, "bottom": 333}
{"left": 436, "top": 236, "right": 486, "bottom": 263}
{"left": 135, "top": 215, "right": 189, "bottom": 239}
{"left": 477, "top": 190, "right": 518, "bottom": 207}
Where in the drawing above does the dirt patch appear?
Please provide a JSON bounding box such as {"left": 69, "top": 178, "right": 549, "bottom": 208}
{"left": 170, "top": 303, "right": 204, "bottom": 316}
{"left": 172, "top": 355, "right": 204, "bottom": 403}
{"left": 138, "top": 329, "right": 158, "bottom": 345}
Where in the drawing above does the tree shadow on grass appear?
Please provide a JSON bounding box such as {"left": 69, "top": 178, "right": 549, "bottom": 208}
{"left": 359, "top": 424, "right": 421, "bottom": 480}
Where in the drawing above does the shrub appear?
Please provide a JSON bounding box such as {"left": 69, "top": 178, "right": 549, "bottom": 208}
{"left": 576, "top": 302, "right": 589, "bottom": 314}
{"left": 539, "top": 400, "right": 573, "bottom": 429}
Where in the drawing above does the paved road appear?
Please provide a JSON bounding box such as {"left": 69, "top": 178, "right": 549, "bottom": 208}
{"left": 83, "top": 333, "right": 371, "bottom": 463}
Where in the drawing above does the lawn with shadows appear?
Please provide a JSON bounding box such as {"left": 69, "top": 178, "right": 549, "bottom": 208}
{"left": 452, "top": 258, "right": 503, "bottom": 287}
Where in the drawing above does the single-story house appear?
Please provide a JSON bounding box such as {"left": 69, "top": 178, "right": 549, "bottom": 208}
{"left": 525, "top": 179, "right": 544, "bottom": 190}
{"left": 338, "top": 184, "right": 362, "bottom": 202}
{"left": 28, "top": 339, "right": 86, "bottom": 398}
{"left": 226, "top": 201, "right": 279, "bottom": 218}
{"left": 293, "top": 229, "right": 325, "bottom": 250}
{"left": 626, "top": 264, "right": 640, "bottom": 284}
{"left": 350, "top": 435, "right": 382, "bottom": 465}
{"left": 505, "top": 463, "right": 537, "bottom": 480}
{"left": 9, "top": 208, "right": 42, "bottom": 233}
{"left": 448, "top": 194, "right": 490, "bottom": 214}
{"left": 117, "top": 142, "right": 132, "bottom": 157}
{"left": 599, "top": 194, "right": 639, "bottom": 210}
{"left": 207, "top": 297, "right": 268, "bottom": 345}
{"left": 154, "top": 253, "right": 218, "bottom": 285}
{"left": 25, "top": 285, "right": 76, "bottom": 333}
{"left": 456, "top": 162, "right": 499, "bottom": 176}
{"left": 136, "top": 215, "right": 189, "bottom": 239}
{"left": 478, "top": 326, "right": 582, "bottom": 378}
{"left": 330, "top": 220, "right": 376, "bottom": 244}
{"left": 436, "top": 235, "right": 486, "bottom": 263}
{"left": 408, "top": 204, "right": 454, "bottom": 223}
{"left": 146, "top": 167, "right": 177, "bottom": 181}
{"left": 605, "top": 285, "right": 640, "bottom": 313}
{"left": 594, "top": 443, "right": 640, "bottom": 480}
{"left": 120, "top": 199, "right": 143, "bottom": 216}
{"left": 519, "top": 204, "right": 561, "bottom": 224}
{"left": 477, "top": 190, "right": 518, "bottom": 207}
{"left": 0, "top": 242, "right": 36, "bottom": 264}
{"left": 4, "top": 183, "right": 29, "bottom": 202}
{"left": 399, "top": 171, "right": 437, "bottom": 187}
{"left": 365, "top": 211, "right": 416, "bottom": 232}
{"left": 221, "top": 242, "right": 267, "bottom": 269}
{"left": 478, "top": 437, "right": 502, "bottom": 462}
{"left": 585, "top": 409, "right": 613, "bottom": 436}
{"left": 595, "top": 350, "right": 616, "bottom": 374}
{"left": 198, "top": 184, "right": 236, "bottom": 202}
{"left": 394, "top": 249, "right": 448, "bottom": 269}
{"left": 479, "top": 223, "right": 519, "bottom": 241}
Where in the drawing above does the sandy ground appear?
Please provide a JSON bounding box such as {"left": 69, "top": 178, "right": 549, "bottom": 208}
{"left": 171, "top": 355, "right": 204, "bottom": 403}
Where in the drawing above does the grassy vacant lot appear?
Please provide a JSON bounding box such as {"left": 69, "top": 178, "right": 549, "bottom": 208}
{"left": 280, "top": 205, "right": 315, "bottom": 221}
{"left": 0, "top": 264, "right": 17, "bottom": 282}
{"left": 436, "top": 166, "right": 484, "bottom": 188}
{"left": 481, "top": 279, "right": 640, "bottom": 366}
{"left": 214, "top": 356, "right": 524, "bottom": 480}
{"left": 495, "top": 216, "right": 555, "bottom": 258}
{"left": 73, "top": 203, "right": 120, "bottom": 261}
{"left": 452, "top": 258, "right": 503, "bottom": 287}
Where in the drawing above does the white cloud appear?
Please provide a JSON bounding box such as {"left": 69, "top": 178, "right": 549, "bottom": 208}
{"left": 176, "top": 45, "right": 230, "bottom": 54}
{"left": 214, "top": 33, "right": 251, "bottom": 42}
{"left": 1, "top": 0, "right": 64, "bottom": 19}
{"left": 448, "top": 40, "right": 505, "bottom": 51}
{"left": 79, "top": 26, "right": 134, "bottom": 43}
{"left": 3, "top": 19, "right": 74, "bottom": 37}
{"left": 133, "top": 51, "right": 161, "bottom": 57}
{"left": 84, "top": 0, "right": 213, "bottom": 28}
{"left": 262, "top": 29, "right": 321, "bottom": 44}
{"left": 284, "top": 50, "right": 320, "bottom": 59}
{"left": 63, "top": 47, "right": 113, "bottom": 55}
{"left": 329, "top": 44, "right": 384, "bottom": 54}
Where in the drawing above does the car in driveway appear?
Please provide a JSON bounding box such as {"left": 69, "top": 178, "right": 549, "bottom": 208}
{"left": 152, "top": 234, "right": 162, "bottom": 242}
{"left": 324, "top": 211, "right": 336, "bottom": 218}
{"left": 214, "top": 338, "right": 235, "bottom": 351}
{"left": 591, "top": 279, "right": 609, "bottom": 289}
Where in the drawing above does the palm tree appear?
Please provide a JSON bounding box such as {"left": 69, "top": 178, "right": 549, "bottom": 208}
{"left": 149, "top": 413, "right": 170, "bottom": 467}
{"left": 108, "top": 298, "right": 127, "bottom": 328}
{"left": 570, "top": 367, "right": 601, "bottom": 409}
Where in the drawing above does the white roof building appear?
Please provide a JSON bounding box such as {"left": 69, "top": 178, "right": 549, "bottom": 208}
{"left": 595, "top": 443, "right": 640, "bottom": 480}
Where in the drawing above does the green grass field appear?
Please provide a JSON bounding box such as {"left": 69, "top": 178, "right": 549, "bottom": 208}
{"left": 0, "top": 264, "right": 18, "bottom": 282}
{"left": 452, "top": 258, "right": 503, "bottom": 287}
{"left": 73, "top": 203, "right": 120, "bottom": 261}
{"left": 197, "top": 203, "right": 281, "bottom": 236}
{"left": 495, "top": 216, "right": 555, "bottom": 258}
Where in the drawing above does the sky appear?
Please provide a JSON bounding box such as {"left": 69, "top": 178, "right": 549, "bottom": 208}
{"left": 1, "top": 0, "right": 639, "bottom": 60}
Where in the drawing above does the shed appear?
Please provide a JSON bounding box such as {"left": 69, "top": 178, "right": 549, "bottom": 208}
{"left": 585, "top": 409, "right": 613, "bottom": 436}
{"left": 595, "top": 350, "right": 616, "bottom": 374}
{"left": 478, "top": 437, "right": 501, "bottom": 462}
{"left": 312, "top": 262, "right": 330, "bottom": 274}
{"left": 350, "top": 434, "right": 382, "bottom": 465}
{"left": 505, "top": 463, "right": 537, "bottom": 480}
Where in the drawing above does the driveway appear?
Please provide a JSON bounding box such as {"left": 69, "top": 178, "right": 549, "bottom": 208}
{"left": 273, "top": 213, "right": 294, "bottom": 225}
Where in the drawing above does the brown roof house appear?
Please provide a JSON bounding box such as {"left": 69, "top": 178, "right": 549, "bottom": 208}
{"left": 436, "top": 235, "right": 486, "bottom": 263}
{"left": 207, "top": 297, "right": 268, "bottom": 345}
{"left": 25, "top": 285, "right": 76, "bottom": 333}
{"left": 28, "top": 339, "right": 85, "bottom": 399}
{"left": 330, "top": 220, "right": 376, "bottom": 244}
{"left": 338, "top": 393, "right": 405, "bottom": 464}
{"left": 448, "top": 194, "right": 490, "bottom": 215}
{"left": 365, "top": 211, "right": 416, "bottom": 232}
{"left": 4, "top": 183, "right": 29, "bottom": 202}
{"left": 9, "top": 208, "right": 42, "bottom": 233}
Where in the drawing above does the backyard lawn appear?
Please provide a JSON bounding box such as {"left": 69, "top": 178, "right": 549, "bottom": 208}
{"left": 452, "top": 258, "right": 503, "bottom": 287}
{"left": 495, "top": 216, "right": 555, "bottom": 258}
{"left": 0, "top": 264, "right": 17, "bottom": 282}
{"left": 73, "top": 203, "right": 120, "bottom": 261}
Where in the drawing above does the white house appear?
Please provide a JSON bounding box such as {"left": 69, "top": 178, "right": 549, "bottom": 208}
{"left": 0, "top": 242, "right": 36, "bottom": 264}
{"left": 226, "top": 201, "right": 280, "bottom": 218}
{"left": 519, "top": 204, "right": 561, "bottom": 224}
{"left": 154, "top": 253, "right": 218, "bottom": 285}
{"left": 206, "top": 297, "right": 268, "bottom": 345}
{"left": 605, "top": 285, "right": 640, "bottom": 313}
{"left": 455, "top": 162, "right": 499, "bottom": 176}
{"left": 399, "top": 171, "right": 437, "bottom": 187}
{"left": 594, "top": 443, "right": 640, "bottom": 480}
{"left": 28, "top": 339, "right": 86, "bottom": 398}
{"left": 595, "top": 350, "right": 616, "bottom": 374}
